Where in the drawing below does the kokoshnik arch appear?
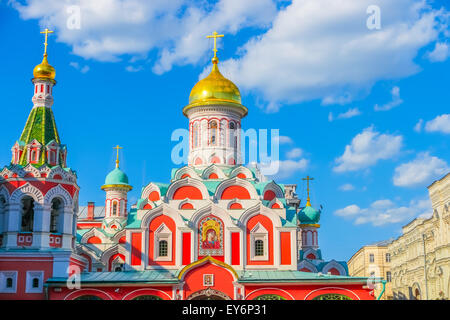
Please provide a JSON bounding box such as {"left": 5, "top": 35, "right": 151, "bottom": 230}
{"left": 0, "top": 30, "right": 382, "bottom": 301}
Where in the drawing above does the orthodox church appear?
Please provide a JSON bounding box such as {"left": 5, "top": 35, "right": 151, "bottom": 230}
{"left": 0, "top": 30, "right": 381, "bottom": 300}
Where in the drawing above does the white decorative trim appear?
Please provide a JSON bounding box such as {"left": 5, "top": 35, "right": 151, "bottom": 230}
{"left": 173, "top": 166, "right": 200, "bottom": 181}
{"left": 202, "top": 164, "right": 226, "bottom": 180}
{"left": 250, "top": 223, "right": 269, "bottom": 261}
{"left": 303, "top": 287, "right": 360, "bottom": 300}
{"left": 215, "top": 178, "right": 259, "bottom": 200}
{"left": 166, "top": 178, "right": 209, "bottom": 200}
{"left": 244, "top": 287, "right": 295, "bottom": 300}
{"left": 44, "top": 184, "right": 73, "bottom": 206}
{"left": 154, "top": 223, "right": 172, "bottom": 261}
{"left": 10, "top": 183, "right": 44, "bottom": 203}
{"left": 298, "top": 260, "right": 318, "bottom": 273}
{"left": 25, "top": 270, "right": 44, "bottom": 293}
{"left": 321, "top": 260, "right": 347, "bottom": 276}
{"left": 64, "top": 288, "right": 113, "bottom": 300}
{"left": 121, "top": 288, "right": 172, "bottom": 300}
{"left": 141, "top": 183, "right": 161, "bottom": 202}
{"left": 0, "top": 271, "right": 18, "bottom": 293}
{"left": 262, "top": 181, "right": 284, "bottom": 199}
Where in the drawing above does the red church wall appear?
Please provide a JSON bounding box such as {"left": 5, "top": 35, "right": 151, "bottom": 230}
{"left": 221, "top": 185, "right": 251, "bottom": 199}
{"left": 148, "top": 215, "right": 176, "bottom": 266}
{"left": 182, "top": 232, "right": 191, "bottom": 265}
{"left": 131, "top": 233, "right": 142, "bottom": 266}
{"left": 244, "top": 284, "right": 374, "bottom": 300}
{"left": 173, "top": 186, "right": 203, "bottom": 200}
{"left": 49, "top": 286, "right": 174, "bottom": 300}
{"left": 0, "top": 256, "right": 53, "bottom": 300}
{"left": 182, "top": 262, "right": 236, "bottom": 300}
{"left": 231, "top": 232, "right": 240, "bottom": 265}
{"left": 246, "top": 215, "right": 273, "bottom": 265}
{"left": 280, "top": 232, "right": 291, "bottom": 265}
{"left": 263, "top": 190, "right": 276, "bottom": 201}
{"left": 148, "top": 191, "right": 160, "bottom": 202}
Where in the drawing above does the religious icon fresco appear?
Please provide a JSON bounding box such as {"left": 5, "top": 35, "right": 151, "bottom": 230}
{"left": 198, "top": 216, "right": 224, "bottom": 256}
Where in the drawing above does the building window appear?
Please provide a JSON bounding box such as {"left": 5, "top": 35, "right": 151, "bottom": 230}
{"left": 50, "top": 198, "right": 63, "bottom": 233}
{"left": 193, "top": 122, "right": 199, "bottom": 148}
{"left": 0, "top": 271, "right": 17, "bottom": 293}
{"left": 386, "top": 253, "right": 391, "bottom": 263}
{"left": 386, "top": 271, "right": 392, "bottom": 283}
{"left": 209, "top": 120, "right": 218, "bottom": 146}
{"left": 229, "top": 122, "right": 236, "bottom": 148}
{"left": 158, "top": 240, "right": 168, "bottom": 257}
{"left": 369, "top": 253, "right": 375, "bottom": 263}
{"left": 21, "top": 196, "right": 35, "bottom": 232}
{"left": 112, "top": 202, "right": 118, "bottom": 216}
{"left": 255, "top": 239, "right": 264, "bottom": 256}
{"left": 250, "top": 223, "right": 269, "bottom": 261}
{"left": 154, "top": 223, "right": 172, "bottom": 261}
{"left": 25, "top": 271, "right": 44, "bottom": 293}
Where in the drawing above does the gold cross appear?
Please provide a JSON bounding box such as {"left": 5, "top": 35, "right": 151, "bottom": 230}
{"left": 206, "top": 31, "right": 224, "bottom": 58}
{"left": 302, "top": 176, "right": 314, "bottom": 207}
{"left": 40, "top": 28, "right": 54, "bottom": 55}
{"left": 113, "top": 145, "right": 123, "bottom": 168}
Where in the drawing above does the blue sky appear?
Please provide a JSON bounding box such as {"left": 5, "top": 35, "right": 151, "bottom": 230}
{"left": 1, "top": 0, "right": 449, "bottom": 261}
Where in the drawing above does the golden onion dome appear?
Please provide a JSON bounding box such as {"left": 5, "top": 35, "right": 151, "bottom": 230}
{"left": 33, "top": 54, "right": 56, "bottom": 81}
{"left": 183, "top": 56, "right": 247, "bottom": 116}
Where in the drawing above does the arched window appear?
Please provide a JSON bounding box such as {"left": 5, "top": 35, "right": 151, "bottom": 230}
{"left": 229, "top": 122, "right": 236, "bottom": 148}
{"left": 253, "top": 294, "right": 286, "bottom": 300}
{"left": 32, "top": 278, "right": 39, "bottom": 288}
{"left": 254, "top": 239, "right": 264, "bottom": 257}
{"left": 312, "top": 294, "right": 352, "bottom": 300}
{"left": 112, "top": 201, "right": 118, "bottom": 216}
{"left": 6, "top": 277, "right": 13, "bottom": 288}
{"left": 209, "top": 121, "right": 218, "bottom": 146}
{"left": 132, "top": 295, "right": 163, "bottom": 300}
{"left": 50, "top": 198, "right": 63, "bottom": 233}
{"left": 21, "top": 197, "right": 34, "bottom": 232}
{"left": 74, "top": 295, "right": 103, "bottom": 300}
{"left": 193, "top": 122, "right": 199, "bottom": 148}
{"left": 159, "top": 240, "right": 168, "bottom": 257}
{"left": 386, "top": 271, "right": 392, "bottom": 283}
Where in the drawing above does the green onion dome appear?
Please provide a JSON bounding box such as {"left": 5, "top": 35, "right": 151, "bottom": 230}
{"left": 101, "top": 167, "right": 132, "bottom": 190}
{"left": 298, "top": 205, "right": 321, "bottom": 224}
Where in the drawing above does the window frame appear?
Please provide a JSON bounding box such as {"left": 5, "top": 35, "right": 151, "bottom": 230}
{"left": 25, "top": 271, "right": 44, "bottom": 293}
{"left": 0, "top": 271, "right": 18, "bottom": 293}
{"left": 250, "top": 223, "right": 269, "bottom": 261}
{"left": 154, "top": 223, "right": 172, "bottom": 262}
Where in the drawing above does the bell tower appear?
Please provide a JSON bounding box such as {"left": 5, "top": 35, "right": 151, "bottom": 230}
{"left": 183, "top": 32, "right": 247, "bottom": 167}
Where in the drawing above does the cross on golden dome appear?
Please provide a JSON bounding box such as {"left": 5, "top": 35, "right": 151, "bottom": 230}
{"left": 113, "top": 145, "right": 123, "bottom": 168}
{"left": 206, "top": 31, "right": 224, "bottom": 58}
{"left": 40, "top": 28, "right": 54, "bottom": 56}
{"left": 302, "top": 175, "right": 314, "bottom": 207}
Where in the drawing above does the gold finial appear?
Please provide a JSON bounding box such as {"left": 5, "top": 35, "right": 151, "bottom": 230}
{"left": 113, "top": 145, "right": 123, "bottom": 168}
{"left": 40, "top": 28, "right": 54, "bottom": 56}
{"left": 206, "top": 31, "right": 224, "bottom": 59}
{"left": 302, "top": 175, "right": 314, "bottom": 207}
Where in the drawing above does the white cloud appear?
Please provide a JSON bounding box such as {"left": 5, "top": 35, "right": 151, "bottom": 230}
{"left": 374, "top": 86, "right": 403, "bottom": 112}
{"left": 428, "top": 42, "right": 450, "bottom": 62}
{"left": 414, "top": 119, "right": 423, "bottom": 132}
{"left": 262, "top": 158, "right": 309, "bottom": 180}
{"left": 278, "top": 136, "right": 293, "bottom": 145}
{"left": 339, "top": 183, "right": 355, "bottom": 191}
{"left": 335, "top": 198, "right": 432, "bottom": 226}
{"left": 69, "top": 61, "right": 90, "bottom": 73}
{"left": 393, "top": 152, "right": 449, "bottom": 187}
{"left": 286, "top": 148, "right": 303, "bottom": 159}
{"left": 329, "top": 108, "right": 362, "bottom": 122}
{"left": 424, "top": 114, "right": 450, "bottom": 134}
{"left": 333, "top": 126, "right": 403, "bottom": 173}
{"left": 217, "top": 0, "right": 448, "bottom": 110}
{"left": 126, "top": 65, "right": 144, "bottom": 72}
{"left": 11, "top": 0, "right": 276, "bottom": 72}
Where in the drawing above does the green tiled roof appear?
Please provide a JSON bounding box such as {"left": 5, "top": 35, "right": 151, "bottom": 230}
{"left": 18, "top": 106, "right": 62, "bottom": 167}
{"left": 45, "top": 270, "right": 179, "bottom": 285}
{"left": 237, "top": 270, "right": 370, "bottom": 283}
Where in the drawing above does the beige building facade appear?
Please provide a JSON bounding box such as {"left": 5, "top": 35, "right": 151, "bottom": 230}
{"left": 388, "top": 173, "right": 450, "bottom": 300}
{"left": 348, "top": 240, "right": 394, "bottom": 300}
